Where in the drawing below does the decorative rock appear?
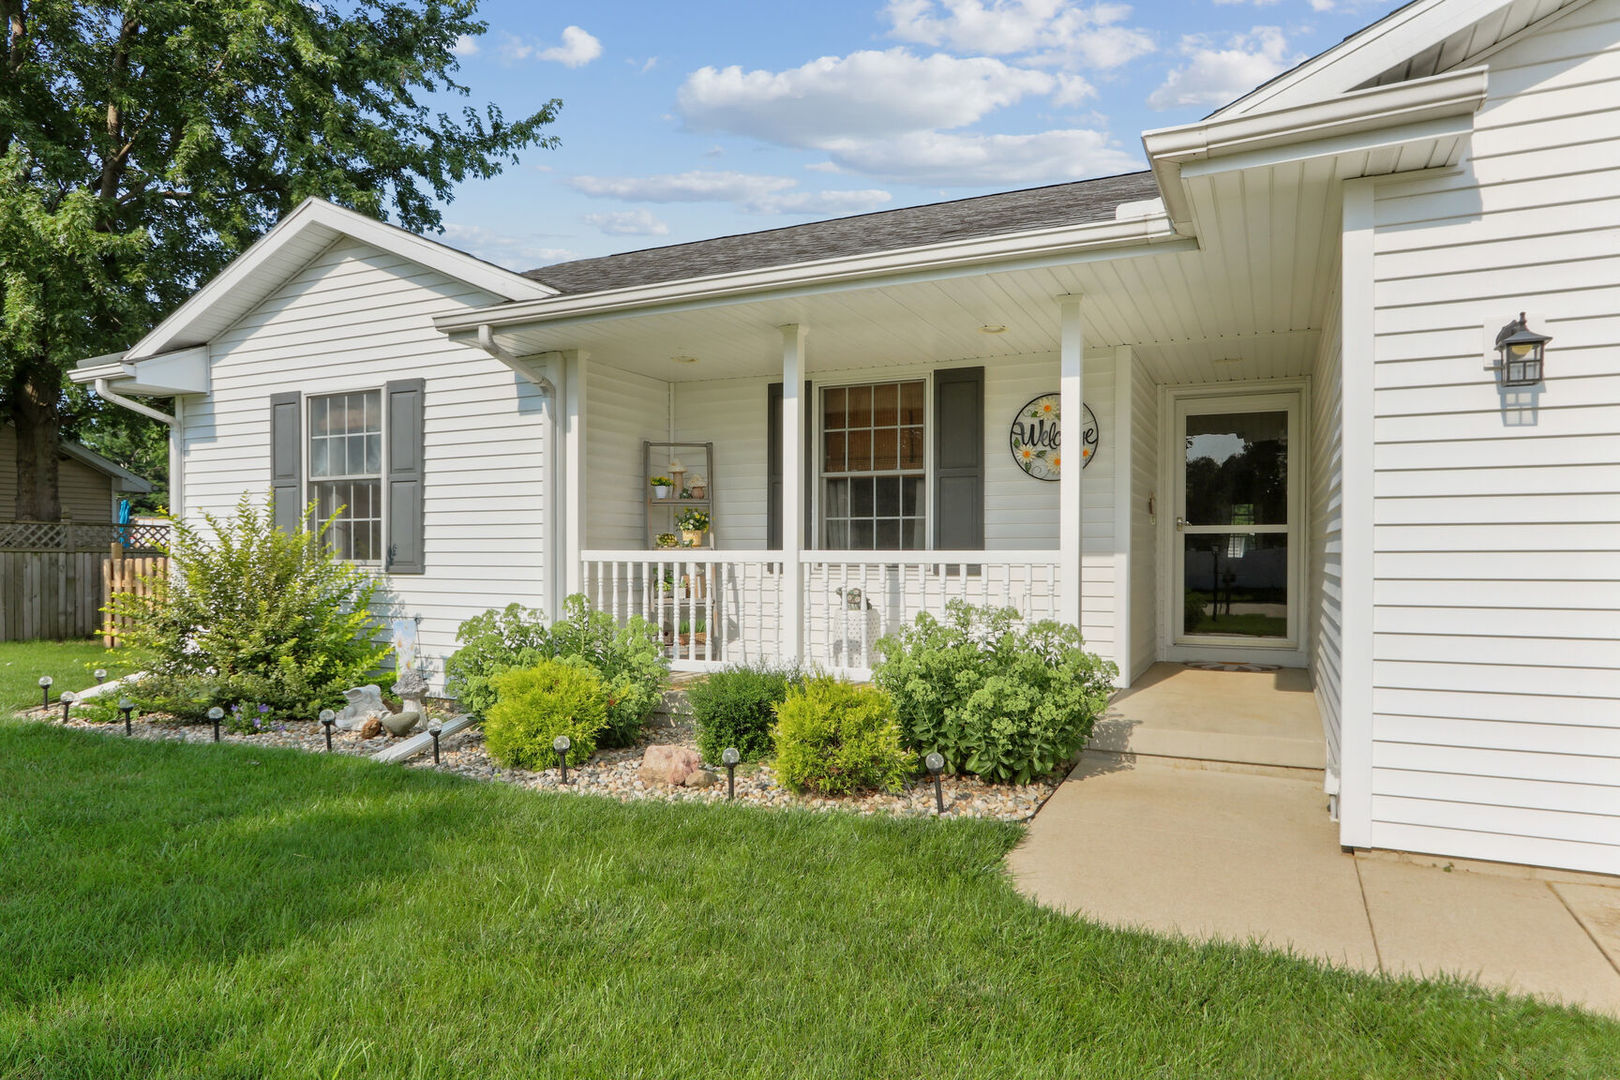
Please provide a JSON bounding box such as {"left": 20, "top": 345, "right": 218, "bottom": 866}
{"left": 639, "top": 744, "right": 701, "bottom": 787}
{"left": 682, "top": 768, "right": 719, "bottom": 788}
{"left": 381, "top": 708, "right": 421, "bottom": 737}
{"left": 359, "top": 717, "right": 384, "bottom": 740}
{"left": 335, "top": 684, "right": 388, "bottom": 730}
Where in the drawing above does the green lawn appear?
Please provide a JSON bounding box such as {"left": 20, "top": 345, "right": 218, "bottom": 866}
{"left": 2, "top": 723, "right": 1614, "bottom": 1079}
{"left": 0, "top": 639, "right": 138, "bottom": 714}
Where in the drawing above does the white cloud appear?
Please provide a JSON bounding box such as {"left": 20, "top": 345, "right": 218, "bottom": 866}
{"left": 584, "top": 209, "right": 671, "bottom": 236}
{"left": 1052, "top": 72, "right": 1097, "bottom": 106}
{"left": 570, "top": 171, "right": 892, "bottom": 216}
{"left": 819, "top": 128, "right": 1141, "bottom": 185}
{"left": 451, "top": 34, "right": 479, "bottom": 57}
{"left": 678, "top": 49, "right": 1054, "bottom": 145}
{"left": 1213, "top": 0, "right": 1281, "bottom": 5}
{"left": 884, "top": 0, "right": 1155, "bottom": 69}
{"left": 1148, "top": 26, "right": 1302, "bottom": 109}
{"left": 1309, "top": 0, "right": 1334, "bottom": 8}
{"left": 498, "top": 26, "right": 602, "bottom": 67}
{"left": 439, "top": 224, "right": 576, "bottom": 270}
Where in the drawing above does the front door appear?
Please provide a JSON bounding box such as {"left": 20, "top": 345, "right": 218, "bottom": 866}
{"left": 1171, "top": 392, "right": 1301, "bottom": 658}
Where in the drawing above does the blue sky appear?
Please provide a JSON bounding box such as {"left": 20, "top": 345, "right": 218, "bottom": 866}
{"left": 431, "top": 0, "right": 1396, "bottom": 269}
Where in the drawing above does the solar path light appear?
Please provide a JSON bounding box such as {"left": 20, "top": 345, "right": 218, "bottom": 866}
{"left": 93, "top": 668, "right": 108, "bottom": 683}
{"left": 429, "top": 719, "right": 444, "bottom": 765}
{"left": 554, "top": 735, "right": 572, "bottom": 783}
{"left": 925, "top": 752, "right": 946, "bottom": 815}
{"left": 38, "top": 675, "right": 52, "bottom": 708}
{"left": 721, "top": 746, "right": 740, "bottom": 800}
{"left": 207, "top": 706, "right": 224, "bottom": 742}
{"left": 319, "top": 709, "right": 336, "bottom": 751}
{"left": 118, "top": 698, "right": 135, "bottom": 736}
{"left": 59, "top": 690, "right": 76, "bottom": 722}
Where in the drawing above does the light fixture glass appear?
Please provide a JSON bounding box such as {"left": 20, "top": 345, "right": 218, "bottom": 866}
{"left": 978, "top": 324, "right": 1007, "bottom": 335}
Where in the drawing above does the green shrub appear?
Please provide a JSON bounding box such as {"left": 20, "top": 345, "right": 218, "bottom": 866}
{"left": 688, "top": 663, "right": 803, "bottom": 764}
{"left": 773, "top": 678, "right": 911, "bottom": 795}
{"left": 445, "top": 596, "right": 667, "bottom": 746}
{"left": 873, "top": 601, "right": 1116, "bottom": 784}
{"left": 108, "top": 493, "right": 388, "bottom": 721}
{"left": 483, "top": 660, "right": 607, "bottom": 770}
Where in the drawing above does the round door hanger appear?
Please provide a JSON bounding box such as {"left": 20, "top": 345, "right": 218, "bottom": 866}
{"left": 1010, "top": 393, "right": 1098, "bottom": 481}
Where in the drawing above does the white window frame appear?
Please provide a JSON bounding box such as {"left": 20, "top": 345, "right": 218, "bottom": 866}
{"left": 304, "top": 388, "right": 387, "bottom": 566}
{"left": 814, "top": 374, "right": 933, "bottom": 552}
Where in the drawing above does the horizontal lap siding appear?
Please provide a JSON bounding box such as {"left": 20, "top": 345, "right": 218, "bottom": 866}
{"left": 1368, "top": 1, "right": 1620, "bottom": 874}
{"left": 673, "top": 378, "right": 770, "bottom": 549}
{"left": 1311, "top": 280, "right": 1345, "bottom": 790}
{"left": 1129, "top": 357, "right": 1158, "bottom": 681}
{"left": 183, "top": 238, "right": 548, "bottom": 684}
{"left": 585, "top": 363, "right": 669, "bottom": 550}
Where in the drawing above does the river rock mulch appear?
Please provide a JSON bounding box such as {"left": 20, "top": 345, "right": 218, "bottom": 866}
{"left": 24, "top": 704, "right": 1059, "bottom": 824}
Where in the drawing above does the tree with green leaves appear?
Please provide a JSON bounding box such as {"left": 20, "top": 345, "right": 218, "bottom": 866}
{"left": 0, "top": 0, "right": 557, "bottom": 519}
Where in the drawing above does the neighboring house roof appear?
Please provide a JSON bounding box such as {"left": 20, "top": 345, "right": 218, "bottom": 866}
{"left": 525, "top": 171, "right": 1162, "bottom": 294}
{"left": 2, "top": 424, "right": 153, "bottom": 493}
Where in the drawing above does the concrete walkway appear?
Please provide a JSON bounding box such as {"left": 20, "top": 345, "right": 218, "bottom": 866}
{"left": 1009, "top": 754, "right": 1620, "bottom": 1017}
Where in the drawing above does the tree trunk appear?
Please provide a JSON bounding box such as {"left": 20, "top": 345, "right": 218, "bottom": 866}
{"left": 12, "top": 362, "right": 61, "bottom": 521}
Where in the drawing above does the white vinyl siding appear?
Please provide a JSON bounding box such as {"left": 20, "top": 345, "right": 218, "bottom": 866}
{"left": 672, "top": 377, "right": 771, "bottom": 549}
{"left": 1310, "top": 279, "right": 1345, "bottom": 794}
{"left": 1364, "top": 0, "right": 1620, "bottom": 875}
{"left": 178, "top": 237, "right": 549, "bottom": 683}
{"left": 1129, "top": 356, "right": 1159, "bottom": 683}
{"left": 583, "top": 362, "right": 670, "bottom": 550}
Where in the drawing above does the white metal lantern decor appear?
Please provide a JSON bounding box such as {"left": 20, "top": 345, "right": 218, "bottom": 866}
{"left": 1489, "top": 312, "right": 1551, "bottom": 387}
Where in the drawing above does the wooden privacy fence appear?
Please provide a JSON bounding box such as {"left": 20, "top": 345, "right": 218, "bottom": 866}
{"left": 0, "top": 522, "right": 168, "bottom": 643}
{"left": 102, "top": 548, "right": 166, "bottom": 648}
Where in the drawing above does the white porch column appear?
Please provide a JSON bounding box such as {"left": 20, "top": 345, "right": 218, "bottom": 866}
{"left": 1112, "top": 344, "right": 1134, "bottom": 685}
{"left": 562, "top": 349, "right": 588, "bottom": 601}
{"left": 779, "top": 324, "right": 807, "bottom": 662}
{"left": 1058, "top": 296, "right": 1084, "bottom": 626}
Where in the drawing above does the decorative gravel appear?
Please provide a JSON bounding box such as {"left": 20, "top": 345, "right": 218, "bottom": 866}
{"left": 27, "top": 705, "right": 1059, "bottom": 824}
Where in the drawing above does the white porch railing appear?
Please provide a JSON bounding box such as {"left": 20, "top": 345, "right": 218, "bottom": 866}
{"left": 583, "top": 549, "right": 1062, "bottom": 677}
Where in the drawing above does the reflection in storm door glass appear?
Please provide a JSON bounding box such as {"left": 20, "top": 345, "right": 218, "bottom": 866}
{"left": 1183, "top": 411, "right": 1287, "bottom": 526}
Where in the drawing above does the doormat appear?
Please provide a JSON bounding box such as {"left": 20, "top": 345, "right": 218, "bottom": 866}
{"left": 1182, "top": 661, "right": 1281, "bottom": 673}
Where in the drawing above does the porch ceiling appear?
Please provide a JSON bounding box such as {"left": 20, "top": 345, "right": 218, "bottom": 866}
{"left": 465, "top": 159, "right": 1347, "bottom": 388}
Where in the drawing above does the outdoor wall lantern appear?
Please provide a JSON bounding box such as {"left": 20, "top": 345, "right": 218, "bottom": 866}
{"left": 119, "top": 697, "right": 135, "bottom": 736}
{"left": 207, "top": 706, "right": 224, "bottom": 742}
{"left": 319, "top": 709, "right": 336, "bottom": 751}
{"left": 1490, "top": 312, "right": 1551, "bottom": 387}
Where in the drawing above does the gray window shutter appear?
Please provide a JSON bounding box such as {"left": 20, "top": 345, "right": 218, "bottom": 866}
{"left": 385, "top": 378, "right": 426, "bottom": 574}
{"left": 767, "top": 381, "right": 813, "bottom": 549}
{"left": 934, "top": 366, "right": 984, "bottom": 550}
{"left": 270, "top": 391, "right": 303, "bottom": 534}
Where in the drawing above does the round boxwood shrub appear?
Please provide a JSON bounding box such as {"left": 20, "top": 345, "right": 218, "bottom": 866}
{"left": 483, "top": 659, "right": 607, "bottom": 770}
{"left": 874, "top": 600, "right": 1117, "bottom": 784}
{"left": 688, "top": 662, "right": 803, "bottom": 764}
{"left": 772, "top": 677, "right": 911, "bottom": 795}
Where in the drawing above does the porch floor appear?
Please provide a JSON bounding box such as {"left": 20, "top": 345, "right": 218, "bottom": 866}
{"left": 1089, "top": 662, "right": 1325, "bottom": 772}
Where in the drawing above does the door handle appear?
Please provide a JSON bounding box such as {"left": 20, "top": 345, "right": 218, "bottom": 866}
{"left": 1175, "top": 516, "right": 1186, "bottom": 531}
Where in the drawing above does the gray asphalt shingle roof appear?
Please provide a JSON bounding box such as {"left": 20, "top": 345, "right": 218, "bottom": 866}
{"left": 525, "top": 170, "right": 1160, "bottom": 295}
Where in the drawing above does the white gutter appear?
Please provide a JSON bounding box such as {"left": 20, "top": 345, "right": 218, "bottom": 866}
{"left": 436, "top": 211, "right": 1183, "bottom": 334}
{"left": 1143, "top": 65, "right": 1489, "bottom": 234}
{"left": 94, "top": 378, "right": 174, "bottom": 426}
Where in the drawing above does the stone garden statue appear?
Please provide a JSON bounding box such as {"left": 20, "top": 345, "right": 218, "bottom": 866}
{"left": 335, "top": 684, "right": 388, "bottom": 730}
{"left": 394, "top": 669, "right": 430, "bottom": 715}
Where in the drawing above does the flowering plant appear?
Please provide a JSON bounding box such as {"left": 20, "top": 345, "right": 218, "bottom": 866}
{"left": 649, "top": 476, "right": 673, "bottom": 488}
{"left": 675, "top": 508, "right": 710, "bottom": 532}
{"left": 655, "top": 532, "right": 679, "bottom": 548}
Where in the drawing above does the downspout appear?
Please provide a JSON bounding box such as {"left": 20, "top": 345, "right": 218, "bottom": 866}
{"left": 94, "top": 378, "right": 174, "bottom": 426}
{"left": 472, "top": 325, "right": 562, "bottom": 621}
{"left": 95, "top": 377, "right": 183, "bottom": 520}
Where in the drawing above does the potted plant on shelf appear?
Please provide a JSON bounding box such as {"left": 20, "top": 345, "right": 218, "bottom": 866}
{"left": 676, "top": 508, "right": 710, "bottom": 547}
{"left": 655, "top": 532, "right": 679, "bottom": 549}
{"left": 678, "top": 616, "right": 707, "bottom": 647}
{"left": 650, "top": 475, "right": 674, "bottom": 499}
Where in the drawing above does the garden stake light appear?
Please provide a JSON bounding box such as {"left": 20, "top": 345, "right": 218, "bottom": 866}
{"left": 118, "top": 698, "right": 135, "bottom": 736}
{"left": 319, "top": 709, "right": 336, "bottom": 751}
{"left": 59, "top": 691, "right": 76, "bottom": 722}
{"left": 429, "top": 720, "right": 443, "bottom": 765}
{"left": 722, "top": 746, "right": 740, "bottom": 800}
{"left": 38, "top": 676, "right": 51, "bottom": 708}
{"left": 925, "top": 753, "right": 946, "bottom": 815}
{"left": 554, "top": 734, "right": 572, "bottom": 783}
{"left": 207, "top": 706, "right": 224, "bottom": 742}
{"left": 93, "top": 668, "right": 108, "bottom": 684}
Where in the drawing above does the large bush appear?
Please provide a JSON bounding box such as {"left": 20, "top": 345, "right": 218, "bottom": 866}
{"left": 484, "top": 660, "right": 607, "bottom": 770}
{"left": 688, "top": 662, "right": 803, "bottom": 764}
{"left": 445, "top": 595, "right": 666, "bottom": 746}
{"left": 873, "top": 601, "right": 1116, "bottom": 784}
{"left": 773, "top": 678, "right": 911, "bottom": 795}
{"left": 108, "top": 494, "right": 388, "bottom": 720}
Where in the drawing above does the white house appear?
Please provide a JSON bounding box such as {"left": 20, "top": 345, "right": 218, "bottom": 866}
{"left": 75, "top": 0, "right": 1620, "bottom": 877}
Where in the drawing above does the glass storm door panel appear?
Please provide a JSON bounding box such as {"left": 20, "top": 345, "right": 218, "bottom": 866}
{"left": 1175, "top": 399, "right": 1296, "bottom": 644}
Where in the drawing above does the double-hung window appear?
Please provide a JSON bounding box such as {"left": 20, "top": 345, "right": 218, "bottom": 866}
{"left": 308, "top": 390, "right": 383, "bottom": 563}
{"left": 821, "top": 380, "right": 926, "bottom": 550}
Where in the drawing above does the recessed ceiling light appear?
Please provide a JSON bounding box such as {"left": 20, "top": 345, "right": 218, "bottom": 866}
{"left": 671, "top": 355, "right": 699, "bottom": 364}
{"left": 978, "top": 324, "right": 1008, "bottom": 335}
